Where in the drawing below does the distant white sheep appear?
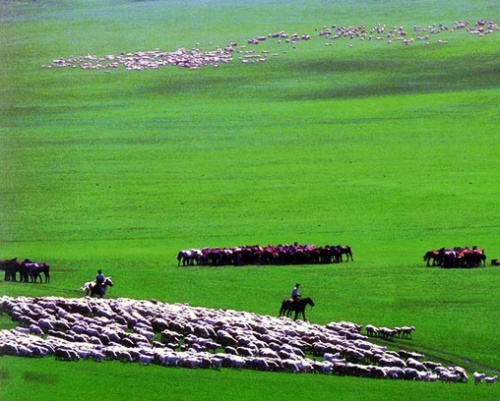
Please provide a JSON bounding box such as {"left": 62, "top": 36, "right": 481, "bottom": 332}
{"left": 473, "top": 371, "right": 486, "bottom": 384}
{"left": 400, "top": 326, "right": 416, "bottom": 338}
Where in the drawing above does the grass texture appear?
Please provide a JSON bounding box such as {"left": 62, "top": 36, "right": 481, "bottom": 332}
{"left": 1, "top": 1, "right": 500, "bottom": 400}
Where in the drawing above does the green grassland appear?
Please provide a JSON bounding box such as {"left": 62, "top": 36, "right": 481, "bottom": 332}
{"left": 1, "top": 0, "right": 500, "bottom": 400}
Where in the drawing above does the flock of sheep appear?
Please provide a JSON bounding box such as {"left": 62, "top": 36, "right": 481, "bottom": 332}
{"left": 0, "top": 295, "right": 495, "bottom": 384}
{"left": 44, "top": 47, "right": 232, "bottom": 71}
{"left": 42, "top": 18, "right": 498, "bottom": 71}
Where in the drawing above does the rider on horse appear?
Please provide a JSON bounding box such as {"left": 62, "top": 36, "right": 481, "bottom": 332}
{"left": 94, "top": 269, "right": 105, "bottom": 297}
{"left": 291, "top": 283, "right": 301, "bottom": 304}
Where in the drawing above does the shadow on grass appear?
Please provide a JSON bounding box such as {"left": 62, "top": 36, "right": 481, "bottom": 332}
{"left": 22, "top": 371, "right": 59, "bottom": 384}
{"left": 277, "top": 57, "right": 500, "bottom": 101}
{"left": 137, "top": 54, "right": 500, "bottom": 103}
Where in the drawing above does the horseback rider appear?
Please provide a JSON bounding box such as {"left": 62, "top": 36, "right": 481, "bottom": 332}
{"left": 291, "top": 283, "right": 301, "bottom": 304}
{"left": 94, "top": 269, "right": 105, "bottom": 296}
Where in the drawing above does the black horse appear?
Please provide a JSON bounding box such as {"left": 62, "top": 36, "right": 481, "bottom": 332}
{"left": 423, "top": 250, "right": 440, "bottom": 266}
{"left": 279, "top": 297, "right": 315, "bottom": 321}
{"left": 25, "top": 262, "right": 50, "bottom": 283}
{"left": 1, "top": 258, "right": 19, "bottom": 281}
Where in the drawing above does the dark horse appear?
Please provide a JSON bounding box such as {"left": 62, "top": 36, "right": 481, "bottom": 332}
{"left": 1, "top": 258, "right": 20, "bottom": 281}
{"left": 177, "top": 249, "right": 200, "bottom": 266}
{"left": 279, "top": 297, "right": 315, "bottom": 321}
{"left": 25, "top": 262, "right": 50, "bottom": 283}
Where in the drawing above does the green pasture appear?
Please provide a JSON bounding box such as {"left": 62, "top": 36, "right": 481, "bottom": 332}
{"left": 1, "top": 0, "right": 500, "bottom": 400}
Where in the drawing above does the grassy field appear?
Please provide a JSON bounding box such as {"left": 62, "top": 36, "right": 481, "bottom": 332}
{"left": 1, "top": 0, "right": 500, "bottom": 400}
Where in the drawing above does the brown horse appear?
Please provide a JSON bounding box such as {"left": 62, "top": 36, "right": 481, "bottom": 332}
{"left": 423, "top": 250, "right": 440, "bottom": 266}
{"left": 279, "top": 297, "right": 315, "bottom": 321}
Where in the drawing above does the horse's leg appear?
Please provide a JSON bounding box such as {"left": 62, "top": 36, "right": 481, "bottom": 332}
{"left": 279, "top": 301, "right": 287, "bottom": 317}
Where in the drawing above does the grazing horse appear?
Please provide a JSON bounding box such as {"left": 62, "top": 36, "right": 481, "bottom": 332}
{"left": 177, "top": 249, "right": 201, "bottom": 266}
{"left": 82, "top": 277, "right": 114, "bottom": 298}
{"left": 279, "top": 297, "right": 315, "bottom": 321}
{"left": 423, "top": 250, "right": 440, "bottom": 266}
{"left": 25, "top": 262, "right": 50, "bottom": 283}
{"left": 339, "top": 245, "right": 353, "bottom": 262}
{"left": 1, "top": 258, "right": 20, "bottom": 281}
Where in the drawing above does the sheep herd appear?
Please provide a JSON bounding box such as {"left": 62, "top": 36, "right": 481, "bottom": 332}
{"left": 1, "top": 295, "right": 495, "bottom": 384}
{"left": 44, "top": 47, "right": 232, "bottom": 71}
{"left": 42, "top": 18, "right": 498, "bottom": 71}
{"left": 177, "top": 243, "right": 353, "bottom": 267}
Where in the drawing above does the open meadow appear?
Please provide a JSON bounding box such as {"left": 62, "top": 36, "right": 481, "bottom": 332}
{"left": 1, "top": 0, "right": 500, "bottom": 400}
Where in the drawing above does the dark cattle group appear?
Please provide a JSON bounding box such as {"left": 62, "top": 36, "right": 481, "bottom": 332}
{"left": 0, "top": 258, "right": 50, "bottom": 283}
{"left": 423, "top": 247, "right": 487, "bottom": 268}
{"left": 177, "top": 243, "right": 353, "bottom": 267}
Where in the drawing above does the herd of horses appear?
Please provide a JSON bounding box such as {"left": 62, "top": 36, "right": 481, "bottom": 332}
{"left": 0, "top": 244, "right": 493, "bottom": 308}
{"left": 0, "top": 258, "right": 50, "bottom": 283}
{"left": 178, "top": 243, "right": 492, "bottom": 269}
{"left": 423, "top": 246, "right": 487, "bottom": 268}
{"left": 177, "top": 243, "right": 353, "bottom": 267}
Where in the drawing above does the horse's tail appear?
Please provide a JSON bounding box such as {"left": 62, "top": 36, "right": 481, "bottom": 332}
{"left": 279, "top": 300, "right": 289, "bottom": 317}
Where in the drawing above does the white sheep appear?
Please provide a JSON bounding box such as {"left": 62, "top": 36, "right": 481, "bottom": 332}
{"left": 365, "top": 324, "right": 378, "bottom": 337}
{"left": 485, "top": 375, "right": 498, "bottom": 385}
{"left": 473, "top": 371, "right": 486, "bottom": 384}
{"left": 401, "top": 326, "right": 416, "bottom": 338}
{"left": 451, "top": 366, "right": 468, "bottom": 382}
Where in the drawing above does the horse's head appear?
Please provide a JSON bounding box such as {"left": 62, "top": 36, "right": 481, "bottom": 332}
{"left": 104, "top": 277, "right": 114, "bottom": 287}
{"left": 307, "top": 297, "right": 315, "bottom": 307}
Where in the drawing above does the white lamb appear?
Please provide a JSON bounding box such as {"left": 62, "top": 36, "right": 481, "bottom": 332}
{"left": 473, "top": 371, "right": 486, "bottom": 384}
